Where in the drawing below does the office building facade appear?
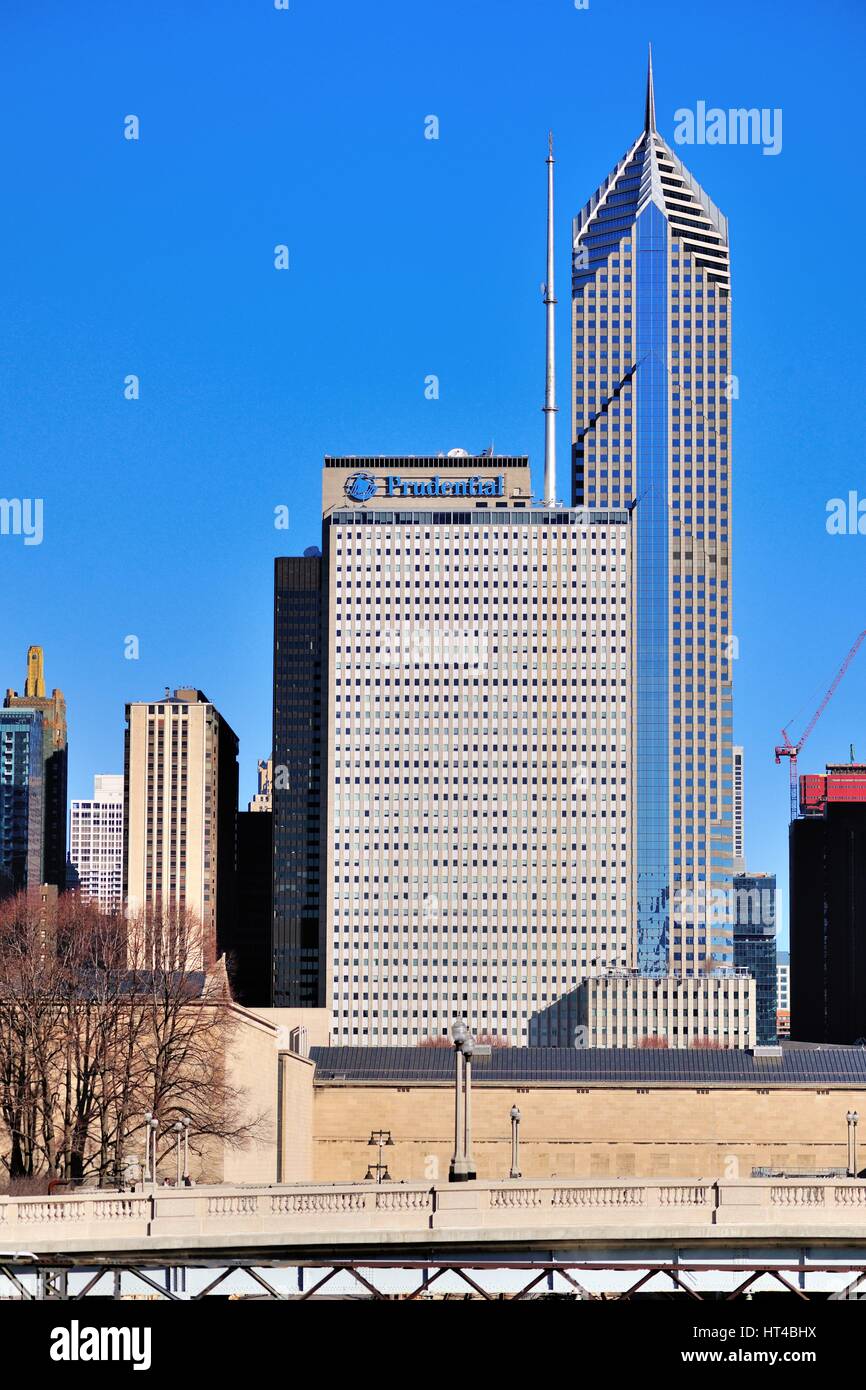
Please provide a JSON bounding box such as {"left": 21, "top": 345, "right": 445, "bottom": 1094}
{"left": 571, "top": 56, "right": 734, "bottom": 976}
{"left": 732, "top": 871, "right": 777, "bottom": 1045}
{"left": 790, "top": 765, "right": 866, "bottom": 1044}
{"left": 4, "top": 646, "right": 68, "bottom": 892}
{"left": 123, "top": 689, "right": 238, "bottom": 969}
{"left": 0, "top": 708, "right": 44, "bottom": 896}
{"left": 272, "top": 556, "right": 323, "bottom": 1007}
{"left": 319, "top": 455, "right": 633, "bottom": 1045}
{"left": 68, "top": 774, "right": 124, "bottom": 913}
{"left": 575, "top": 969, "right": 755, "bottom": 1050}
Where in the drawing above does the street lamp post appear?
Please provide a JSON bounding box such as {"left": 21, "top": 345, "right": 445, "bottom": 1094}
{"left": 463, "top": 1040, "right": 476, "bottom": 1182}
{"left": 847, "top": 1110, "right": 860, "bottom": 1177}
{"left": 364, "top": 1129, "right": 394, "bottom": 1183}
{"left": 144, "top": 1113, "right": 159, "bottom": 1191}
{"left": 173, "top": 1121, "right": 184, "bottom": 1187}
{"left": 509, "top": 1105, "right": 522, "bottom": 1179}
{"left": 449, "top": 1019, "right": 490, "bottom": 1181}
{"left": 449, "top": 1019, "right": 470, "bottom": 1182}
{"left": 182, "top": 1117, "right": 191, "bottom": 1185}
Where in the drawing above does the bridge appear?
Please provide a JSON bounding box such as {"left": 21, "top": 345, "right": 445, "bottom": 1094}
{"left": 3, "top": 1177, "right": 866, "bottom": 1299}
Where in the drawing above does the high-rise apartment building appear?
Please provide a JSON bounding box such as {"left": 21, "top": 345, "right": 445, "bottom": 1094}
{"left": 69, "top": 775, "right": 124, "bottom": 913}
{"left": 4, "top": 646, "right": 68, "bottom": 891}
{"left": 272, "top": 555, "right": 323, "bottom": 1007}
{"left": 0, "top": 708, "right": 43, "bottom": 896}
{"left": 123, "top": 689, "right": 238, "bottom": 969}
{"left": 571, "top": 54, "right": 734, "bottom": 975}
{"left": 318, "top": 455, "right": 632, "bottom": 1045}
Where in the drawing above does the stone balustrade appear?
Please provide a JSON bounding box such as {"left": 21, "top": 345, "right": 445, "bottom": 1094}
{"left": 1, "top": 1178, "right": 865, "bottom": 1256}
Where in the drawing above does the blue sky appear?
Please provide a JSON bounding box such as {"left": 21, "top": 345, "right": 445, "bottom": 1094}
{"left": 1, "top": 0, "right": 864, "bottom": 944}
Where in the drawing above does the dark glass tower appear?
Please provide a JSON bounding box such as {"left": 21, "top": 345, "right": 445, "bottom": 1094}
{"left": 272, "top": 555, "right": 323, "bottom": 1005}
{"left": 572, "top": 51, "right": 734, "bottom": 975}
{"left": 733, "top": 872, "right": 777, "bottom": 1045}
{"left": 791, "top": 802, "right": 866, "bottom": 1044}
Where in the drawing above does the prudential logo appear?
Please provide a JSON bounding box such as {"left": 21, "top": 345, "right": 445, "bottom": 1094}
{"left": 344, "top": 472, "right": 377, "bottom": 503}
{"left": 50, "top": 1320, "right": 152, "bottom": 1372}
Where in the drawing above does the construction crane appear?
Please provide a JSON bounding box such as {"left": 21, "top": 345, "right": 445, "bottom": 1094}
{"left": 775, "top": 628, "right": 866, "bottom": 820}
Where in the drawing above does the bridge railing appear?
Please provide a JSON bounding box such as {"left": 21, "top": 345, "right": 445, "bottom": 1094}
{"left": 2, "top": 1178, "right": 866, "bottom": 1251}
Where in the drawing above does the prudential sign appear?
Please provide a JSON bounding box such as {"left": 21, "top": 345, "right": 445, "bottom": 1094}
{"left": 344, "top": 473, "right": 505, "bottom": 503}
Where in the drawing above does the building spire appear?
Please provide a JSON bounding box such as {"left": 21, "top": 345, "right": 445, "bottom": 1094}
{"left": 25, "top": 646, "right": 45, "bottom": 699}
{"left": 542, "top": 131, "right": 558, "bottom": 507}
{"left": 645, "top": 42, "right": 657, "bottom": 133}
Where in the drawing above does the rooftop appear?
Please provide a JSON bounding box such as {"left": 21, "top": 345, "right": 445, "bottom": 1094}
{"left": 310, "top": 1045, "right": 866, "bottom": 1087}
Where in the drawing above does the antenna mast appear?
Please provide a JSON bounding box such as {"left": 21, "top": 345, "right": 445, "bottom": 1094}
{"left": 542, "top": 131, "right": 558, "bottom": 507}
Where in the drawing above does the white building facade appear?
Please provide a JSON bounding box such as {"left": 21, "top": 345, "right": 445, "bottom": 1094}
{"left": 322, "top": 455, "right": 633, "bottom": 1045}
{"left": 69, "top": 774, "right": 124, "bottom": 913}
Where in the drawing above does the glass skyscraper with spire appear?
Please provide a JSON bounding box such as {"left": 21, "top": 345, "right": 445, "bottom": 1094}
{"left": 572, "top": 51, "right": 734, "bottom": 976}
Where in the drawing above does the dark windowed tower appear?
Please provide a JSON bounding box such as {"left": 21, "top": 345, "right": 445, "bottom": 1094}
{"left": 791, "top": 765, "right": 866, "bottom": 1044}
{"left": 4, "top": 646, "right": 68, "bottom": 892}
{"left": 732, "top": 872, "right": 777, "bottom": 1045}
{"left": 272, "top": 555, "right": 323, "bottom": 1006}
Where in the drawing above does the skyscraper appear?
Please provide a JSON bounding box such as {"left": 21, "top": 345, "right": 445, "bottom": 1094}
{"left": 4, "top": 646, "right": 68, "bottom": 892}
{"left": 0, "top": 708, "right": 43, "bottom": 896}
{"left": 790, "top": 764, "right": 866, "bottom": 1044}
{"left": 272, "top": 556, "right": 323, "bottom": 1007}
{"left": 69, "top": 775, "right": 124, "bottom": 914}
{"left": 572, "top": 50, "right": 733, "bottom": 976}
{"left": 732, "top": 871, "right": 777, "bottom": 1045}
{"left": 123, "top": 689, "right": 238, "bottom": 969}
{"left": 318, "top": 455, "right": 632, "bottom": 1045}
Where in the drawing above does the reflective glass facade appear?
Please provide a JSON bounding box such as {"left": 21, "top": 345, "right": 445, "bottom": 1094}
{"left": 732, "top": 872, "right": 777, "bottom": 1045}
{"left": 635, "top": 199, "right": 670, "bottom": 974}
{"left": 572, "top": 107, "right": 733, "bottom": 978}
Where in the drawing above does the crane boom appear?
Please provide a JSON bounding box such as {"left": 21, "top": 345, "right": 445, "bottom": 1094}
{"left": 775, "top": 628, "right": 866, "bottom": 819}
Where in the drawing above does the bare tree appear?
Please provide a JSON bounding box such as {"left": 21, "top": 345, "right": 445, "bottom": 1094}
{"left": 0, "top": 894, "right": 264, "bottom": 1186}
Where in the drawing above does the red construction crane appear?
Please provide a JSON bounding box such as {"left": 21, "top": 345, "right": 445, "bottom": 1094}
{"left": 775, "top": 628, "right": 866, "bottom": 820}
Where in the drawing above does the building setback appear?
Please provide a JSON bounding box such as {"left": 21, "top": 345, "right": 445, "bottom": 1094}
{"left": 572, "top": 56, "right": 734, "bottom": 975}
{"left": 68, "top": 774, "right": 124, "bottom": 913}
{"left": 319, "top": 455, "right": 633, "bottom": 1045}
{"left": 4, "top": 646, "right": 68, "bottom": 892}
{"left": 123, "top": 689, "right": 238, "bottom": 969}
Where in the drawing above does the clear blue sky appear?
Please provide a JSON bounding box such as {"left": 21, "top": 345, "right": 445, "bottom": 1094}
{"left": 1, "top": 0, "right": 864, "bottom": 945}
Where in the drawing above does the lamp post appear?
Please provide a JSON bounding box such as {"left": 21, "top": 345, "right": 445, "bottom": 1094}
{"left": 172, "top": 1121, "right": 184, "bottom": 1187}
{"left": 144, "top": 1112, "right": 159, "bottom": 1191}
{"left": 449, "top": 1019, "right": 470, "bottom": 1182}
{"left": 182, "top": 1116, "right": 191, "bottom": 1185}
{"left": 509, "top": 1105, "right": 522, "bottom": 1179}
{"left": 463, "top": 1038, "right": 477, "bottom": 1183}
{"left": 847, "top": 1110, "right": 860, "bottom": 1178}
{"left": 364, "top": 1129, "right": 394, "bottom": 1183}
